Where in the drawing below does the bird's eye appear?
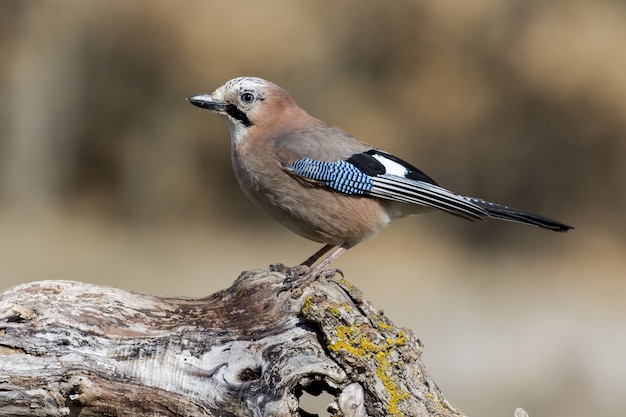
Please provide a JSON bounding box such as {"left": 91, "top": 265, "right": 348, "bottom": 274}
{"left": 240, "top": 92, "right": 255, "bottom": 104}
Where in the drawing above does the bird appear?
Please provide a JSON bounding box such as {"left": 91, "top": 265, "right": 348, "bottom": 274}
{"left": 187, "top": 77, "right": 572, "bottom": 284}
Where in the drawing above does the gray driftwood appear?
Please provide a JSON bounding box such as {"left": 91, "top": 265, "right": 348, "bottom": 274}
{"left": 0, "top": 267, "right": 500, "bottom": 416}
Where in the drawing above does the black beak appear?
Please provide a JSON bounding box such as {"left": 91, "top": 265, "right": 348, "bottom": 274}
{"left": 186, "top": 94, "right": 228, "bottom": 112}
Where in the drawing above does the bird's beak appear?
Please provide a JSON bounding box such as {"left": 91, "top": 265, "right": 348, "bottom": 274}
{"left": 186, "top": 94, "right": 228, "bottom": 112}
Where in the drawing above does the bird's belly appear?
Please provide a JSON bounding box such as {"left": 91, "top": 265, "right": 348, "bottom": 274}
{"left": 250, "top": 183, "right": 390, "bottom": 246}
{"left": 274, "top": 189, "right": 390, "bottom": 246}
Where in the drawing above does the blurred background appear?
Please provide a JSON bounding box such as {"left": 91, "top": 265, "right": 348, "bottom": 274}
{"left": 1, "top": 1, "right": 624, "bottom": 416}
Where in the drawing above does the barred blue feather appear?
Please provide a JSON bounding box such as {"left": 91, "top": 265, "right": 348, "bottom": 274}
{"left": 290, "top": 159, "right": 373, "bottom": 195}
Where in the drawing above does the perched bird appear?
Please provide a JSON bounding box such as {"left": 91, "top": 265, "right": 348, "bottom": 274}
{"left": 188, "top": 77, "right": 572, "bottom": 281}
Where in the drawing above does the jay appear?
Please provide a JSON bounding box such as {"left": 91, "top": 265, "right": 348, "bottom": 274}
{"left": 188, "top": 77, "right": 572, "bottom": 281}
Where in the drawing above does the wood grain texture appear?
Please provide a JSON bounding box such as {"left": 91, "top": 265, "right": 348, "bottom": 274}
{"left": 0, "top": 267, "right": 469, "bottom": 417}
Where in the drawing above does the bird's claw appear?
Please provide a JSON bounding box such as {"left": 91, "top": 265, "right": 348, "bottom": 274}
{"left": 287, "top": 264, "right": 311, "bottom": 277}
{"left": 319, "top": 268, "right": 343, "bottom": 279}
{"left": 269, "top": 263, "right": 289, "bottom": 273}
{"left": 277, "top": 266, "right": 343, "bottom": 296}
{"left": 277, "top": 266, "right": 312, "bottom": 295}
{"left": 269, "top": 263, "right": 311, "bottom": 277}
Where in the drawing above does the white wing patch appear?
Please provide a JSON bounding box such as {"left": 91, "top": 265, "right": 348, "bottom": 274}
{"left": 372, "top": 154, "right": 408, "bottom": 177}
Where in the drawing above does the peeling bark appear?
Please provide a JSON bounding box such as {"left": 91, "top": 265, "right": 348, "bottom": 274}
{"left": 0, "top": 267, "right": 492, "bottom": 416}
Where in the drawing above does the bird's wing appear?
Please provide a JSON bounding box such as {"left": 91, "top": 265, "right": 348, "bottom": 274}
{"left": 284, "top": 148, "right": 488, "bottom": 221}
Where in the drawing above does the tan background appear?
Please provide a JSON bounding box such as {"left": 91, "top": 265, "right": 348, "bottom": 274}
{"left": 1, "top": 1, "right": 624, "bottom": 416}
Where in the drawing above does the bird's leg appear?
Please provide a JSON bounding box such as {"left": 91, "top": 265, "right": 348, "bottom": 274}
{"left": 280, "top": 244, "right": 351, "bottom": 292}
{"left": 301, "top": 244, "right": 335, "bottom": 267}
{"left": 308, "top": 244, "right": 349, "bottom": 276}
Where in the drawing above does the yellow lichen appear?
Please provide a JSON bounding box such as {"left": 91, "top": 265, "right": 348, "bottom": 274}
{"left": 301, "top": 296, "right": 313, "bottom": 314}
{"left": 375, "top": 319, "right": 391, "bottom": 330}
{"left": 327, "top": 323, "right": 410, "bottom": 416}
{"left": 396, "top": 329, "right": 407, "bottom": 346}
{"left": 329, "top": 306, "right": 341, "bottom": 316}
{"left": 376, "top": 354, "right": 410, "bottom": 416}
{"left": 338, "top": 278, "right": 354, "bottom": 291}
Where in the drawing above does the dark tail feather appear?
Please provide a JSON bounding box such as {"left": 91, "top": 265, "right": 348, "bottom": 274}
{"left": 464, "top": 197, "right": 574, "bottom": 232}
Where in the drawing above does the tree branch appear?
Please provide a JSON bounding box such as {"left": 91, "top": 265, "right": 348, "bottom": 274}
{"left": 0, "top": 267, "right": 513, "bottom": 416}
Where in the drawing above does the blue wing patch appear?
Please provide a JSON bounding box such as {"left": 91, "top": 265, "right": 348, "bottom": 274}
{"left": 290, "top": 159, "right": 373, "bottom": 195}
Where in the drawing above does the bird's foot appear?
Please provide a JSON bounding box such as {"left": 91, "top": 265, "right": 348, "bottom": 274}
{"left": 269, "top": 263, "right": 289, "bottom": 273}
{"left": 269, "top": 263, "right": 312, "bottom": 276}
{"left": 278, "top": 266, "right": 343, "bottom": 296}
{"left": 278, "top": 265, "right": 312, "bottom": 295}
{"left": 320, "top": 268, "right": 344, "bottom": 280}
{"left": 288, "top": 264, "right": 312, "bottom": 277}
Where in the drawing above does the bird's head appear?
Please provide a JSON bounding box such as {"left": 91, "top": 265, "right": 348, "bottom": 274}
{"left": 188, "top": 77, "right": 303, "bottom": 145}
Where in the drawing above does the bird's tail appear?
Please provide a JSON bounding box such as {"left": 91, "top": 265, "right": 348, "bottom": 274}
{"left": 464, "top": 197, "right": 573, "bottom": 232}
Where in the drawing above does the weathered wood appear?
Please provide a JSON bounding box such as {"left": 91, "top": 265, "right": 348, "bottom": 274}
{"left": 0, "top": 267, "right": 470, "bottom": 417}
